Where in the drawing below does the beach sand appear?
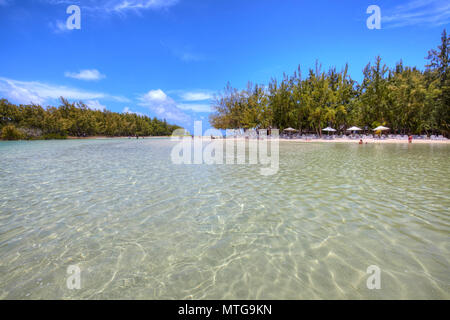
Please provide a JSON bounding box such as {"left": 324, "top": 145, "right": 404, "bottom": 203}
{"left": 65, "top": 135, "right": 450, "bottom": 144}
{"left": 276, "top": 138, "right": 450, "bottom": 144}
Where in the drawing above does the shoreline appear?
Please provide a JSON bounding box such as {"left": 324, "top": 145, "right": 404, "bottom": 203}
{"left": 2, "top": 136, "right": 449, "bottom": 144}
{"left": 67, "top": 136, "right": 450, "bottom": 144}
{"left": 66, "top": 136, "right": 172, "bottom": 139}
{"left": 276, "top": 138, "right": 450, "bottom": 144}
{"left": 217, "top": 136, "right": 450, "bottom": 144}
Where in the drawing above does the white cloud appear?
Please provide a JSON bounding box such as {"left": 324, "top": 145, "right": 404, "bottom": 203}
{"left": 177, "top": 103, "right": 212, "bottom": 113}
{"left": 43, "top": 0, "right": 179, "bottom": 15}
{"left": 48, "top": 20, "right": 73, "bottom": 34}
{"left": 0, "top": 76, "right": 128, "bottom": 105}
{"left": 383, "top": 0, "right": 450, "bottom": 27}
{"left": 179, "top": 91, "right": 213, "bottom": 101}
{"left": 138, "top": 89, "right": 190, "bottom": 124}
{"left": 109, "top": 0, "right": 179, "bottom": 13}
{"left": 86, "top": 100, "right": 106, "bottom": 111}
{"left": 45, "top": 1, "right": 179, "bottom": 34}
{"left": 160, "top": 41, "right": 205, "bottom": 62}
{"left": 122, "top": 106, "right": 144, "bottom": 116}
{"left": 142, "top": 88, "right": 168, "bottom": 101}
{"left": 0, "top": 79, "right": 45, "bottom": 105}
{"left": 179, "top": 52, "right": 203, "bottom": 62}
{"left": 173, "top": 90, "right": 213, "bottom": 112}
{"left": 65, "top": 69, "right": 106, "bottom": 81}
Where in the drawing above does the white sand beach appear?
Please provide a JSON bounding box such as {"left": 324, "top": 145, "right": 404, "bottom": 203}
{"left": 277, "top": 137, "right": 450, "bottom": 144}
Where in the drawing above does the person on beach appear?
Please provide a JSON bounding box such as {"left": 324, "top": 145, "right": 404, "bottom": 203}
{"left": 408, "top": 135, "right": 413, "bottom": 143}
{"left": 359, "top": 139, "right": 363, "bottom": 144}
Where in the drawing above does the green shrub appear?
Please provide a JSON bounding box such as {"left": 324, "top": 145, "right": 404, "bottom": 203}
{"left": 1, "top": 125, "right": 25, "bottom": 140}
{"left": 42, "top": 133, "right": 67, "bottom": 140}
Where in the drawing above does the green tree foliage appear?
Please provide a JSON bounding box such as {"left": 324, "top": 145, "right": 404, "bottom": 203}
{"left": 210, "top": 30, "right": 449, "bottom": 137}
{"left": 1, "top": 124, "right": 25, "bottom": 140}
{"left": 0, "top": 98, "right": 181, "bottom": 140}
{"left": 425, "top": 29, "right": 450, "bottom": 135}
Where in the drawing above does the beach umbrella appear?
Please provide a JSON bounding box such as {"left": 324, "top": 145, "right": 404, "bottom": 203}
{"left": 282, "top": 127, "right": 297, "bottom": 138}
{"left": 346, "top": 126, "right": 362, "bottom": 137}
{"left": 283, "top": 127, "right": 297, "bottom": 137}
{"left": 346, "top": 126, "right": 362, "bottom": 131}
{"left": 372, "top": 126, "right": 389, "bottom": 137}
{"left": 322, "top": 127, "right": 336, "bottom": 136}
{"left": 372, "top": 126, "right": 389, "bottom": 131}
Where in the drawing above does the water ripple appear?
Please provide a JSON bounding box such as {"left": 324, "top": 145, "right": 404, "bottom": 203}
{"left": 0, "top": 139, "right": 449, "bottom": 299}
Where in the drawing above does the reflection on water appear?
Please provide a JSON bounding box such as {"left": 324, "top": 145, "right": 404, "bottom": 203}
{"left": 0, "top": 139, "right": 449, "bottom": 299}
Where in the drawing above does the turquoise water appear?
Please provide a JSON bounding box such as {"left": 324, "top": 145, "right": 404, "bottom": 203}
{"left": 0, "top": 139, "right": 449, "bottom": 299}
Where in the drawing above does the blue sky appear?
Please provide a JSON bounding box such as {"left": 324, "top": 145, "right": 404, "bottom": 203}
{"left": 0, "top": 0, "right": 449, "bottom": 131}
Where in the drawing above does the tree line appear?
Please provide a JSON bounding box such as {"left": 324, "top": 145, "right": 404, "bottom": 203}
{"left": 210, "top": 29, "right": 449, "bottom": 137}
{"left": 0, "top": 97, "right": 181, "bottom": 140}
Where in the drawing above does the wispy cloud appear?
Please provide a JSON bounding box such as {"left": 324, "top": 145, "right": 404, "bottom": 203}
{"left": 122, "top": 106, "right": 144, "bottom": 116}
{"left": 45, "top": 1, "right": 179, "bottom": 34}
{"left": 65, "top": 69, "right": 106, "bottom": 81}
{"left": 0, "top": 76, "right": 128, "bottom": 105}
{"left": 86, "top": 100, "right": 106, "bottom": 111}
{"left": 48, "top": 20, "right": 72, "bottom": 33}
{"left": 160, "top": 41, "right": 205, "bottom": 62}
{"left": 178, "top": 91, "right": 213, "bottom": 101}
{"left": 383, "top": 0, "right": 450, "bottom": 28}
{"left": 170, "top": 90, "right": 213, "bottom": 112}
{"left": 108, "top": 0, "right": 179, "bottom": 13}
{"left": 42, "top": 0, "right": 179, "bottom": 15}
{"left": 177, "top": 103, "right": 212, "bottom": 113}
{"left": 138, "top": 89, "right": 191, "bottom": 124}
{"left": 179, "top": 52, "right": 204, "bottom": 62}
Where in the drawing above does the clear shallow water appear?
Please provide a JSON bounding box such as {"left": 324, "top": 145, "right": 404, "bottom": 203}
{"left": 0, "top": 139, "right": 449, "bottom": 299}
